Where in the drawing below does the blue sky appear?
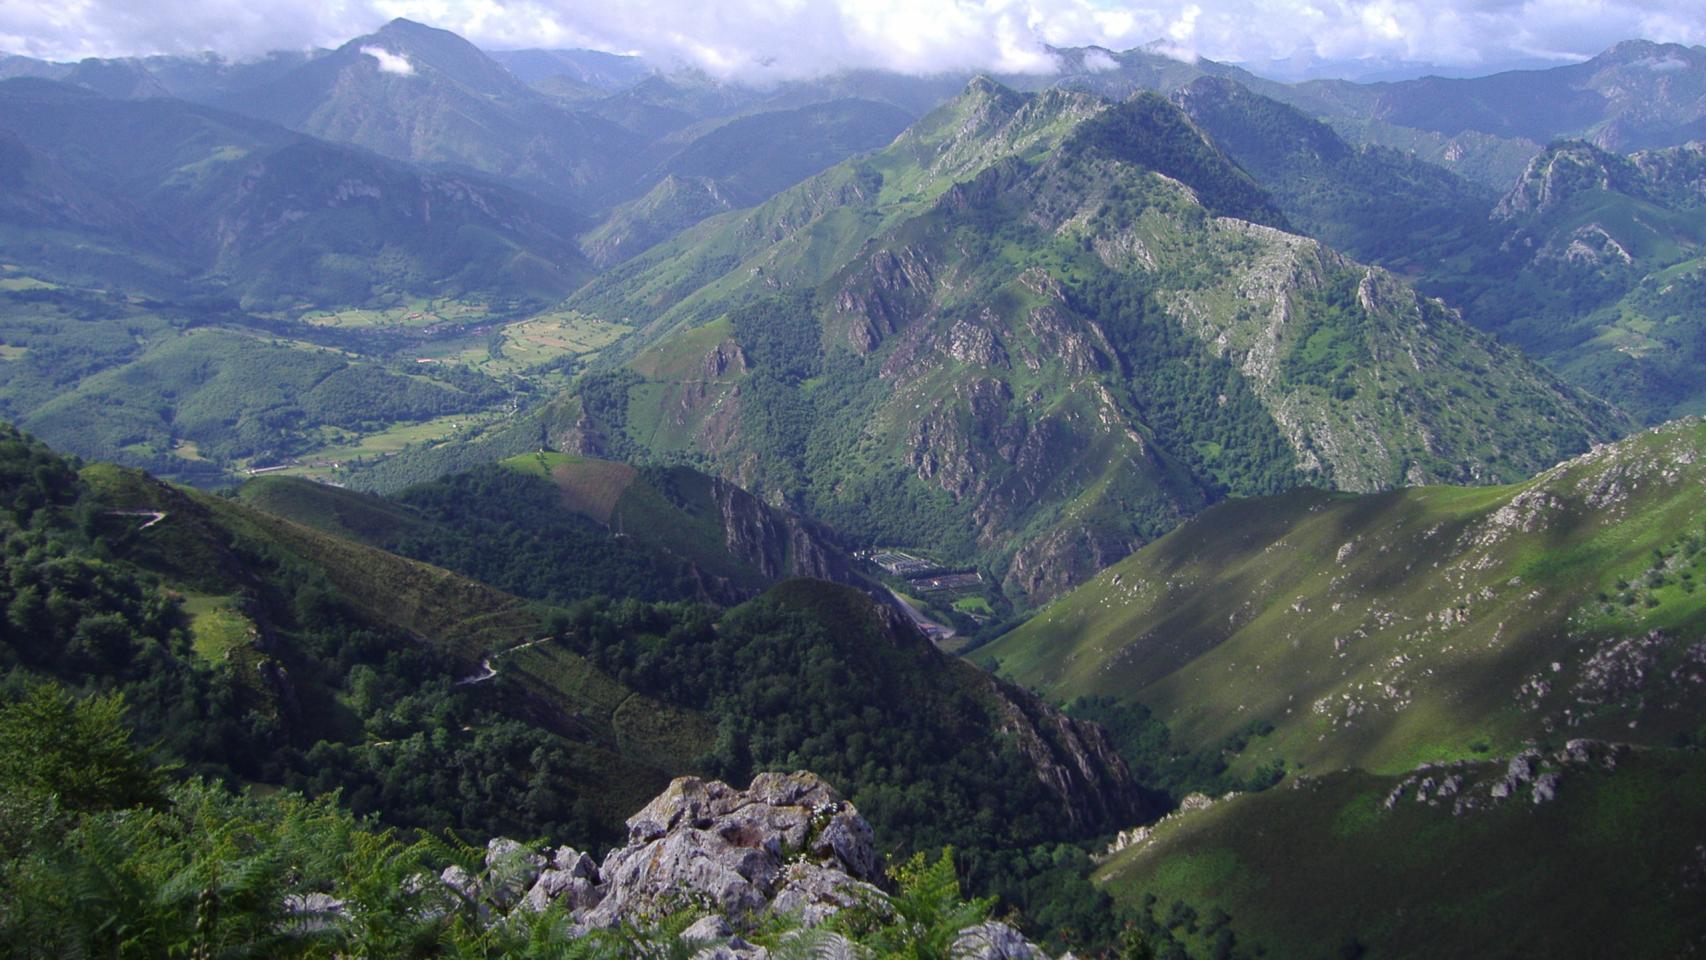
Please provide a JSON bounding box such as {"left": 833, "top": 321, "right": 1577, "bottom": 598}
{"left": 2, "top": 0, "right": 1702, "bottom": 79}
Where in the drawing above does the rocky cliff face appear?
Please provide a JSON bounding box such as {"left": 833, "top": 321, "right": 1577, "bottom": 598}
{"left": 1166, "top": 220, "right": 1620, "bottom": 491}
{"left": 1492, "top": 139, "right": 1706, "bottom": 266}
{"left": 1493, "top": 141, "right": 1643, "bottom": 221}
{"left": 710, "top": 475, "right": 857, "bottom": 586}
{"left": 827, "top": 601, "right": 1158, "bottom": 828}
{"left": 973, "top": 667, "right": 1155, "bottom": 831}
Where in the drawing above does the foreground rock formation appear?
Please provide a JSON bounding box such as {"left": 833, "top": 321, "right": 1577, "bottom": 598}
{"left": 352, "top": 770, "right": 1056, "bottom": 958}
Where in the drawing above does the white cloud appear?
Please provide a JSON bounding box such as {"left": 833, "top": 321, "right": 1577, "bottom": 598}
{"left": 1082, "top": 48, "right": 1119, "bottom": 72}
{"left": 0, "top": 0, "right": 1702, "bottom": 79}
{"left": 360, "top": 44, "right": 415, "bottom": 74}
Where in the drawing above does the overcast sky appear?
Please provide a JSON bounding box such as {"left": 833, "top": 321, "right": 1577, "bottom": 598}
{"left": 2, "top": 0, "right": 1702, "bottom": 79}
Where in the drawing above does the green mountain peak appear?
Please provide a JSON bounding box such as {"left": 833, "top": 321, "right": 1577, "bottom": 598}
{"left": 549, "top": 81, "right": 1621, "bottom": 607}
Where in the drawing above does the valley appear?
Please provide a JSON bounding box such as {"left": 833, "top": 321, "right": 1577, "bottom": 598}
{"left": 2, "top": 14, "right": 1706, "bottom": 960}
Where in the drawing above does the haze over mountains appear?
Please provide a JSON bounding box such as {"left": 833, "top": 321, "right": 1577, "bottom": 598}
{"left": 3, "top": 13, "right": 1706, "bottom": 958}
{"left": 3, "top": 18, "right": 1701, "bottom": 593}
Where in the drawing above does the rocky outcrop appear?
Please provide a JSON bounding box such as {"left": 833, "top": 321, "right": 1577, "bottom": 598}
{"left": 378, "top": 770, "right": 1055, "bottom": 958}
{"left": 832, "top": 244, "right": 940, "bottom": 354}
{"left": 1098, "top": 792, "right": 1228, "bottom": 861}
{"left": 1493, "top": 141, "right": 1643, "bottom": 221}
{"left": 953, "top": 921, "right": 1049, "bottom": 960}
{"left": 1381, "top": 740, "right": 1629, "bottom": 816}
{"left": 1001, "top": 523, "right": 1152, "bottom": 606}
{"left": 577, "top": 771, "right": 884, "bottom": 929}
{"left": 393, "top": 772, "right": 885, "bottom": 934}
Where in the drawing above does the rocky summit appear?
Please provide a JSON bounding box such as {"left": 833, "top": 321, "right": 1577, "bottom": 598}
{"left": 580, "top": 771, "right": 883, "bottom": 929}
{"left": 301, "top": 770, "right": 1056, "bottom": 959}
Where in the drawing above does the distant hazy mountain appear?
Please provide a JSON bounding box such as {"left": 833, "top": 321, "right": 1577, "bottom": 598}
{"left": 1453, "top": 139, "right": 1706, "bottom": 422}
{"left": 214, "top": 19, "right": 645, "bottom": 205}
{"left": 1277, "top": 40, "right": 1706, "bottom": 154}
{"left": 142, "top": 50, "right": 327, "bottom": 101}
{"left": 0, "top": 77, "right": 593, "bottom": 307}
{"left": 488, "top": 47, "right": 651, "bottom": 92}
{"left": 577, "top": 97, "right": 913, "bottom": 265}
{"left": 1171, "top": 75, "right": 1497, "bottom": 270}
{"left": 1243, "top": 50, "right": 1571, "bottom": 83}
{"left": 1165, "top": 73, "right": 1706, "bottom": 425}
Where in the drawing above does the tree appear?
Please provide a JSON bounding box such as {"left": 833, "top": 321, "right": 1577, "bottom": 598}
{"left": 0, "top": 683, "right": 161, "bottom": 813}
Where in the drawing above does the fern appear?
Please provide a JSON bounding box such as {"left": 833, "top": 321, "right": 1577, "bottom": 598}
{"left": 770, "top": 927, "right": 872, "bottom": 960}
{"left": 861, "top": 849, "right": 993, "bottom": 960}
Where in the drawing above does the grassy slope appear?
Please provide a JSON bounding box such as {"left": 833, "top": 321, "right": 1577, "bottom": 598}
{"left": 514, "top": 450, "right": 768, "bottom": 590}
{"left": 983, "top": 418, "right": 1706, "bottom": 774}
{"left": 1096, "top": 748, "right": 1706, "bottom": 959}
{"left": 86, "top": 459, "right": 706, "bottom": 820}
{"left": 234, "top": 472, "right": 433, "bottom": 540}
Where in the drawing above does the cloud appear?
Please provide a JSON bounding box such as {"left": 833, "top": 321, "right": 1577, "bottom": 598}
{"left": 0, "top": 0, "right": 1702, "bottom": 79}
{"left": 360, "top": 44, "right": 415, "bottom": 74}
{"left": 1081, "top": 48, "right": 1119, "bottom": 72}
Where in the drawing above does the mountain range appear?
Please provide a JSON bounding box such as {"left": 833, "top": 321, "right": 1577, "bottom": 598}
{"left": 546, "top": 79, "right": 1620, "bottom": 604}
{"left": 4, "top": 17, "right": 1706, "bottom": 958}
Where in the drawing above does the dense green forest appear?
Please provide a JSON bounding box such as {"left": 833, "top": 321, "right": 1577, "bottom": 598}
{"left": 0, "top": 423, "right": 627, "bottom": 842}
{"left": 379, "top": 466, "right": 714, "bottom": 604}
{"left": 0, "top": 424, "right": 1280, "bottom": 955}
{"left": 1, "top": 682, "right": 1265, "bottom": 959}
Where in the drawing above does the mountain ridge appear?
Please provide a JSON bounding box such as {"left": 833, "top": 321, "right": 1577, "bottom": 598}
{"left": 983, "top": 417, "right": 1706, "bottom": 774}
{"left": 547, "top": 78, "right": 1623, "bottom": 605}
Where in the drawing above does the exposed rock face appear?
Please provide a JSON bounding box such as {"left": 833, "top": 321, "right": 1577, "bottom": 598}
{"left": 1100, "top": 792, "right": 1232, "bottom": 860}
{"left": 476, "top": 765, "right": 1095, "bottom": 955}
{"left": 1382, "top": 740, "right": 1629, "bottom": 816}
{"left": 973, "top": 667, "right": 1156, "bottom": 832}
{"left": 1002, "top": 523, "right": 1155, "bottom": 606}
{"left": 1494, "top": 142, "right": 1640, "bottom": 221}
{"left": 832, "top": 244, "right": 939, "bottom": 354}
{"left": 577, "top": 772, "right": 884, "bottom": 929}
{"left": 953, "top": 921, "right": 1048, "bottom": 960}
{"left": 520, "top": 845, "right": 603, "bottom": 914}
{"left": 710, "top": 477, "right": 857, "bottom": 586}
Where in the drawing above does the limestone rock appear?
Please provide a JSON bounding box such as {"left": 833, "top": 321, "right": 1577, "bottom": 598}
{"left": 1532, "top": 772, "right": 1562, "bottom": 804}
{"left": 681, "top": 915, "right": 734, "bottom": 942}
{"left": 485, "top": 837, "right": 547, "bottom": 909}
{"left": 440, "top": 864, "right": 478, "bottom": 902}
{"left": 770, "top": 860, "right": 886, "bottom": 926}
{"left": 953, "top": 921, "right": 1049, "bottom": 960}
{"left": 520, "top": 868, "right": 603, "bottom": 914}
{"left": 280, "top": 892, "right": 347, "bottom": 935}
{"left": 692, "top": 940, "right": 770, "bottom": 960}
{"left": 581, "top": 772, "right": 882, "bottom": 929}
